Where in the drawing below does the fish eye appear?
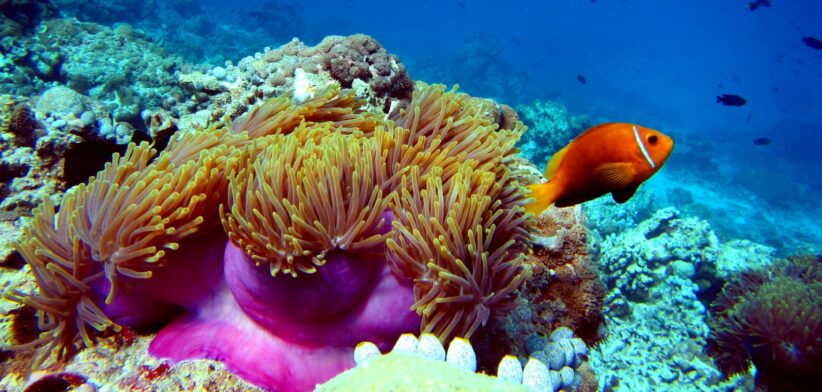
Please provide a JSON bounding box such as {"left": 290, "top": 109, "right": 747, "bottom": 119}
{"left": 647, "top": 134, "right": 659, "bottom": 145}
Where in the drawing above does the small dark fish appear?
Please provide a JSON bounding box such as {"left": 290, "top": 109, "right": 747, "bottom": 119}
{"left": 457, "top": 1, "right": 467, "bottom": 10}
{"left": 511, "top": 37, "right": 522, "bottom": 46}
{"left": 747, "top": 0, "right": 772, "bottom": 11}
{"left": 752, "top": 137, "right": 771, "bottom": 146}
{"left": 802, "top": 36, "right": 822, "bottom": 50}
{"left": 716, "top": 94, "right": 747, "bottom": 107}
{"left": 745, "top": 111, "right": 753, "bottom": 123}
{"left": 576, "top": 74, "right": 587, "bottom": 84}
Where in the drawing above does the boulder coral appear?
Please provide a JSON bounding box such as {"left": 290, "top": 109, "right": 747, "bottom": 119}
{"left": 5, "top": 82, "right": 534, "bottom": 391}
{"left": 706, "top": 255, "right": 822, "bottom": 391}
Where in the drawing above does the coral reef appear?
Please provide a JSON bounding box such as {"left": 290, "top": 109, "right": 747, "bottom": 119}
{"left": 523, "top": 207, "right": 605, "bottom": 343}
{"left": 589, "top": 270, "right": 734, "bottom": 391}
{"left": 707, "top": 255, "right": 822, "bottom": 391}
{"left": 587, "top": 207, "right": 763, "bottom": 391}
{"left": 51, "top": 0, "right": 304, "bottom": 65}
{"left": 321, "top": 35, "right": 414, "bottom": 101}
{"left": 524, "top": 327, "right": 598, "bottom": 392}
{"left": 516, "top": 100, "right": 591, "bottom": 167}
{"left": 464, "top": 204, "right": 605, "bottom": 380}
{"left": 597, "top": 207, "right": 722, "bottom": 304}
{"left": 175, "top": 34, "right": 414, "bottom": 127}
{"left": 0, "top": 94, "right": 64, "bottom": 221}
{"left": 322, "top": 349, "right": 527, "bottom": 391}
{"left": 1, "top": 17, "right": 182, "bottom": 128}
{"left": 0, "top": 0, "right": 56, "bottom": 35}
{"left": 329, "top": 331, "right": 591, "bottom": 392}
{"left": 588, "top": 167, "right": 822, "bottom": 257}
{"left": 3, "top": 81, "right": 534, "bottom": 391}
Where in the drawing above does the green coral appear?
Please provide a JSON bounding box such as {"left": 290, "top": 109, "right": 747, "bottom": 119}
{"left": 707, "top": 255, "right": 822, "bottom": 391}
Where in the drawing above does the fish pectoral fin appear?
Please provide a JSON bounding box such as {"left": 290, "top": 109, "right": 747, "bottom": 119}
{"left": 544, "top": 144, "right": 570, "bottom": 180}
{"left": 594, "top": 162, "right": 635, "bottom": 189}
{"left": 612, "top": 184, "right": 639, "bottom": 204}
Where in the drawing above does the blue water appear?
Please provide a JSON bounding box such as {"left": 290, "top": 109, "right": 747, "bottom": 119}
{"left": 192, "top": 1, "right": 821, "bottom": 193}
{"left": 5, "top": 0, "right": 814, "bottom": 251}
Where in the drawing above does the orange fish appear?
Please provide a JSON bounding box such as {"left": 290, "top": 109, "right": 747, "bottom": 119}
{"left": 526, "top": 122, "right": 674, "bottom": 215}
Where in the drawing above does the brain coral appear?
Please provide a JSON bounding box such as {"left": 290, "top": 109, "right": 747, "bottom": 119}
{"left": 706, "top": 255, "right": 822, "bottom": 391}
{"left": 5, "top": 83, "right": 534, "bottom": 391}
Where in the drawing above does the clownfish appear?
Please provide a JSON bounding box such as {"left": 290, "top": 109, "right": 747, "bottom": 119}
{"left": 525, "top": 123, "right": 674, "bottom": 215}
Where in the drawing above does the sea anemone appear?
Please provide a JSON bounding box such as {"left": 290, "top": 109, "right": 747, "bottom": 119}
{"left": 6, "top": 127, "right": 235, "bottom": 363}
{"left": 385, "top": 84, "right": 533, "bottom": 342}
{"left": 706, "top": 255, "right": 822, "bottom": 391}
{"left": 6, "top": 82, "right": 535, "bottom": 390}
{"left": 221, "top": 131, "right": 391, "bottom": 277}
{"left": 387, "top": 165, "right": 531, "bottom": 342}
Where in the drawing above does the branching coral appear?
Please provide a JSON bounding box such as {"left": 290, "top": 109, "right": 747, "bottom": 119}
{"left": 707, "top": 255, "right": 822, "bottom": 391}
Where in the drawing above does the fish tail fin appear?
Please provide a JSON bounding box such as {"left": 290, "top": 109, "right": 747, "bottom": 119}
{"left": 525, "top": 182, "right": 560, "bottom": 216}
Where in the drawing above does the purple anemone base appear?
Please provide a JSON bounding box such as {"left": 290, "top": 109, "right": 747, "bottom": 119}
{"left": 93, "top": 219, "right": 421, "bottom": 391}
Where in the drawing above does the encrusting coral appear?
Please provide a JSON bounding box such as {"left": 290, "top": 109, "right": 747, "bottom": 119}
{"left": 5, "top": 82, "right": 535, "bottom": 391}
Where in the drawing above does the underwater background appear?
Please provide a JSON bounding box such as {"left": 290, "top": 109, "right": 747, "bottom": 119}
{"left": 0, "top": 0, "right": 820, "bottom": 391}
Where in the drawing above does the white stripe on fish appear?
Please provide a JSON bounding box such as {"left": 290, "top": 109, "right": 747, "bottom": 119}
{"left": 633, "top": 125, "right": 655, "bottom": 169}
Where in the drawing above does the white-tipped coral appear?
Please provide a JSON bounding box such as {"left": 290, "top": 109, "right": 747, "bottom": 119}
{"left": 497, "top": 355, "right": 524, "bottom": 384}
{"left": 418, "top": 333, "right": 446, "bottom": 361}
{"left": 446, "top": 337, "right": 477, "bottom": 373}
{"left": 522, "top": 358, "right": 552, "bottom": 392}
{"left": 391, "top": 333, "right": 419, "bottom": 354}
{"left": 353, "top": 341, "right": 381, "bottom": 366}
{"left": 348, "top": 334, "right": 562, "bottom": 392}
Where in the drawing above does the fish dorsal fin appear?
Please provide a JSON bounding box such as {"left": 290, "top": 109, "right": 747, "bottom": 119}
{"left": 612, "top": 183, "right": 639, "bottom": 204}
{"left": 594, "top": 162, "right": 635, "bottom": 189}
{"left": 544, "top": 144, "right": 570, "bottom": 180}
